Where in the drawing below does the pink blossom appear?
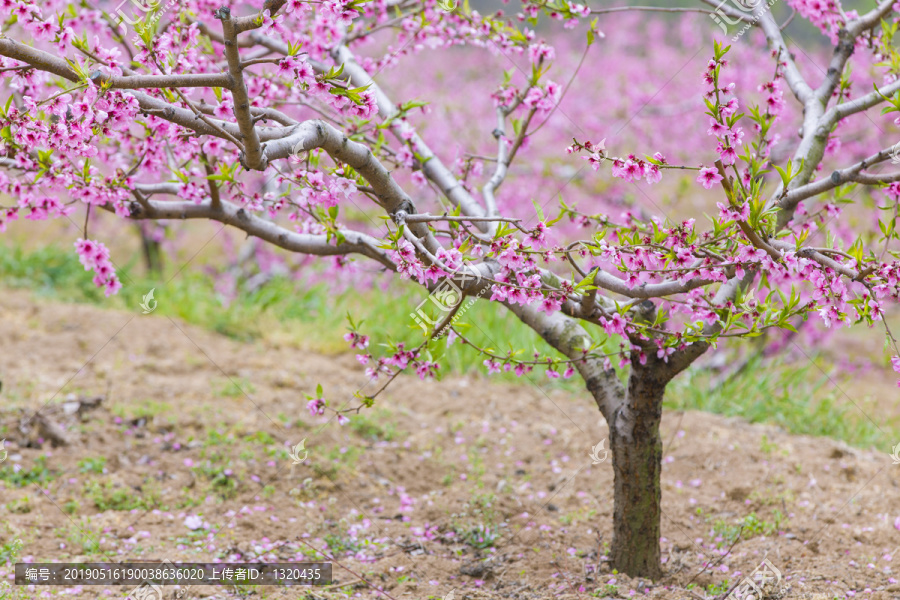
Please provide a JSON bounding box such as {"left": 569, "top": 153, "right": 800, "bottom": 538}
{"left": 696, "top": 167, "right": 723, "bottom": 190}
{"left": 307, "top": 398, "right": 326, "bottom": 416}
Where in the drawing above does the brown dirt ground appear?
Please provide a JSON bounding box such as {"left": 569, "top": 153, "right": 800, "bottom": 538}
{"left": 1, "top": 289, "right": 900, "bottom": 600}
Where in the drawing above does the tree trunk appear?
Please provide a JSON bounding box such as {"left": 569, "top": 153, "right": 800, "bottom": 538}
{"left": 607, "top": 357, "right": 668, "bottom": 579}
{"left": 503, "top": 301, "right": 707, "bottom": 580}
{"left": 137, "top": 224, "right": 163, "bottom": 275}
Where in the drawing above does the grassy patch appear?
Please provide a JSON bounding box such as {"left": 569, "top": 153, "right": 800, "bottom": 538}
{"left": 0, "top": 537, "right": 23, "bottom": 567}
{"left": 348, "top": 408, "right": 401, "bottom": 442}
{"left": 668, "top": 354, "right": 892, "bottom": 448}
{"left": 191, "top": 460, "right": 239, "bottom": 499}
{"left": 0, "top": 456, "right": 57, "bottom": 488}
{"left": 77, "top": 457, "right": 107, "bottom": 475}
{"left": 55, "top": 517, "right": 107, "bottom": 557}
{"left": 710, "top": 510, "right": 786, "bottom": 547}
{"left": 83, "top": 478, "right": 161, "bottom": 511}
{"left": 5, "top": 497, "right": 31, "bottom": 514}
{"left": 111, "top": 400, "right": 172, "bottom": 422}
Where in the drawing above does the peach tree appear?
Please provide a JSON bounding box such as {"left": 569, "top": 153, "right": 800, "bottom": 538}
{"left": 1, "top": 0, "right": 899, "bottom": 579}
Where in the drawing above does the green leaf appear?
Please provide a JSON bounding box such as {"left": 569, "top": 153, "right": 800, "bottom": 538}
{"left": 532, "top": 200, "right": 545, "bottom": 222}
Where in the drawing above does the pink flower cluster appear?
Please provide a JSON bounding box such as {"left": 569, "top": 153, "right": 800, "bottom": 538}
{"left": 610, "top": 153, "right": 665, "bottom": 185}
{"left": 786, "top": 0, "right": 855, "bottom": 44}
{"left": 75, "top": 238, "right": 121, "bottom": 297}
{"left": 522, "top": 81, "right": 562, "bottom": 114}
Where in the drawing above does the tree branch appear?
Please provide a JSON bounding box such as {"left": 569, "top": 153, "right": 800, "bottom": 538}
{"left": 126, "top": 196, "right": 394, "bottom": 269}
{"left": 778, "top": 146, "right": 899, "bottom": 212}
{"left": 756, "top": 9, "right": 813, "bottom": 104}
{"left": 504, "top": 301, "right": 625, "bottom": 420}
{"left": 264, "top": 119, "right": 443, "bottom": 256}
{"left": 217, "top": 7, "right": 267, "bottom": 170}
{"left": 330, "top": 44, "right": 490, "bottom": 227}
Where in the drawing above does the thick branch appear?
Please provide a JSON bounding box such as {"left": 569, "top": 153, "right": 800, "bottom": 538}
{"left": 128, "top": 90, "right": 245, "bottom": 141}
{"left": 0, "top": 39, "right": 80, "bottom": 81}
{"left": 92, "top": 72, "right": 231, "bottom": 89}
{"left": 0, "top": 39, "right": 231, "bottom": 90}
{"left": 264, "top": 119, "right": 442, "bottom": 256}
{"left": 756, "top": 9, "right": 813, "bottom": 104}
{"left": 482, "top": 105, "right": 537, "bottom": 235}
{"left": 127, "top": 196, "right": 394, "bottom": 269}
{"left": 504, "top": 302, "right": 625, "bottom": 420}
{"left": 593, "top": 268, "right": 714, "bottom": 299}
{"left": 218, "top": 9, "right": 267, "bottom": 170}
{"left": 778, "top": 146, "right": 897, "bottom": 212}
{"left": 827, "top": 78, "right": 900, "bottom": 123}
{"left": 233, "top": 0, "right": 288, "bottom": 33}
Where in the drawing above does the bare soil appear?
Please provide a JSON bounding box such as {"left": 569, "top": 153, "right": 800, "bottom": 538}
{"left": 1, "top": 289, "right": 900, "bottom": 600}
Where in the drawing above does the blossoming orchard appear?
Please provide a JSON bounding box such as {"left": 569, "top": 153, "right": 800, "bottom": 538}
{"left": 1, "top": 0, "right": 900, "bottom": 582}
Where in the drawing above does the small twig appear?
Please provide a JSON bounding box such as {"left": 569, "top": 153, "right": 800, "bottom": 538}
{"left": 296, "top": 539, "right": 400, "bottom": 600}
{"left": 401, "top": 214, "right": 522, "bottom": 224}
{"left": 83, "top": 204, "right": 92, "bottom": 239}
{"left": 685, "top": 528, "right": 744, "bottom": 590}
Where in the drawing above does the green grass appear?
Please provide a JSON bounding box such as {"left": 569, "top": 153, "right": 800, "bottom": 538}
{"left": 709, "top": 510, "right": 786, "bottom": 547}
{"left": 191, "top": 460, "right": 239, "bottom": 499}
{"left": 83, "top": 478, "right": 162, "bottom": 511}
{"left": 0, "top": 537, "right": 22, "bottom": 565}
{"left": 213, "top": 377, "right": 256, "bottom": 398}
{"left": 0, "top": 456, "right": 57, "bottom": 488}
{"left": 667, "top": 354, "right": 892, "bottom": 448}
{"left": 77, "top": 457, "right": 107, "bottom": 474}
{"left": 348, "top": 408, "right": 401, "bottom": 442}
